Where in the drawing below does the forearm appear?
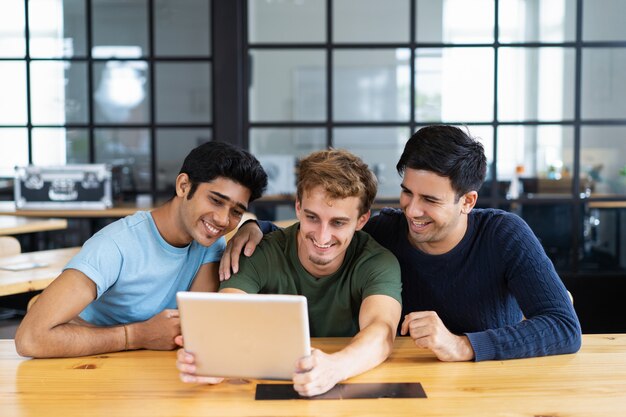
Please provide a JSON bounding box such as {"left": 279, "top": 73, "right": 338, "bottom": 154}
{"left": 16, "top": 320, "right": 126, "bottom": 358}
{"left": 466, "top": 311, "right": 581, "bottom": 361}
{"left": 329, "top": 321, "right": 396, "bottom": 381}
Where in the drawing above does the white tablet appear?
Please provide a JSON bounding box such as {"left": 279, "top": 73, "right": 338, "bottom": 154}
{"left": 177, "top": 291, "right": 311, "bottom": 380}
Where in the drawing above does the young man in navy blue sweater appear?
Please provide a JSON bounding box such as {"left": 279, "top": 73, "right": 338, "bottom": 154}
{"left": 222, "top": 125, "right": 582, "bottom": 362}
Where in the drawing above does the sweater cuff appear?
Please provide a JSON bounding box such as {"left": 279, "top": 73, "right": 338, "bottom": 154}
{"left": 255, "top": 220, "right": 279, "bottom": 234}
{"left": 465, "top": 331, "right": 497, "bottom": 362}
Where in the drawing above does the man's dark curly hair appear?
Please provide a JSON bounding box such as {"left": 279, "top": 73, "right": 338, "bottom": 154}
{"left": 397, "top": 125, "right": 487, "bottom": 199}
{"left": 179, "top": 141, "right": 268, "bottom": 202}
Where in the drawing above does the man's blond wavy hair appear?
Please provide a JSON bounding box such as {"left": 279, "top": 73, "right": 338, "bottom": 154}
{"left": 296, "top": 149, "right": 377, "bottom": 217}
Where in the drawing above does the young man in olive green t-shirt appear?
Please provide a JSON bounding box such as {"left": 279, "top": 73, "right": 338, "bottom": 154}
{"left": 220, "top": 220, "right": 401, "bottom": 337}
{"left": 176, "top": 149, "right": 402, "bottom": 397}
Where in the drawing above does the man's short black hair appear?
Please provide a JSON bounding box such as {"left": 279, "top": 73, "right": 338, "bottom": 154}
{"left": 179, "top": 141, "right": 268, "bottom": 202}
{"left": 396, "top": 125, "right": 487, "bottom": 198}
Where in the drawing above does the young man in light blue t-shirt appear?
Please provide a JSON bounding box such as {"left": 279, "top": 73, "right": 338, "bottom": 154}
{"left": 15, "top": 141, "right": 267, "bottom": 358}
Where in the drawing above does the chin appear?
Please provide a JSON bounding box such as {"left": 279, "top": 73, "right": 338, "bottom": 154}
{"left": 197, "top": 235, "right": 220, "bottom": 247}
{"left": 309, "top": 257, "right": 333, "bottom": 267}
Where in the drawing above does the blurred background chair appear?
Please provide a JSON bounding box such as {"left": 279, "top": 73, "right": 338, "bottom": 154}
{"left": 0, "top": 236, "right": 21, "bottom": 257}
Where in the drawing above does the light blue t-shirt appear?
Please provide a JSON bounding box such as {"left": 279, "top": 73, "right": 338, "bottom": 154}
{"left": 65, "top": 211, "right": 225, "bottom": 326}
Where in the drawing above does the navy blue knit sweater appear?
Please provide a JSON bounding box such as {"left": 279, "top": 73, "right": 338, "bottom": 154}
{"left": 363, "top": 208, "right": 581, "bottom": 361}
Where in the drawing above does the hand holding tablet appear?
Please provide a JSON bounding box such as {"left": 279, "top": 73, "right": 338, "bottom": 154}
{"left": 176, "top": 292, "right": 311, "bottom": 380}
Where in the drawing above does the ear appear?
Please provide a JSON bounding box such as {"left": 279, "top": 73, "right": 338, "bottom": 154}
{"left": 355, "top": 210, "right": 371, "bottom": 231}
{"left": 295, "top": 199, "right": 302, "bottom": 219}
{"left": 460, "top": 191, "right": 478, "bottom": 214}
{"left": 175, "top": 173, "right": 191, "bottom": 198}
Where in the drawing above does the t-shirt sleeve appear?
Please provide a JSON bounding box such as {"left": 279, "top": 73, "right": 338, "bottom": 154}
{"left": 201, "top": 236, "right": 226, "bottom": 264}
{"left": 360, "top": 249, "right": 403, "bottom": 305}
{"left": 64, "top": 234, "right": 123, "bottom": 299}
{"left": 218, "top": 244, "right": 267, "bottom": 294}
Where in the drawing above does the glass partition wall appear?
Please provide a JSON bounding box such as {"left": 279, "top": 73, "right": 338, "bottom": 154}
{"left": 0, "top": 0, "right": 213, "bottom": 197}
{"left": 2, "top": 0, "right": 626, "bottom": 277}
{"left": 244, "top": 0, "right": 626, "bottom": 276}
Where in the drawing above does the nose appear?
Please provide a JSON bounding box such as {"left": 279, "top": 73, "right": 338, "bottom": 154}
{"left": 213, "top": 206, "right": 230, "bottom": 228}
{"left": 315, "top": 222, "right": 332, "bottom": 244}
{"left": 404, "top": 196, "right": 425, "bottom": 219}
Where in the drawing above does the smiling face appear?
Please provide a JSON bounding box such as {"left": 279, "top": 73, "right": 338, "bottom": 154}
{"left": 295, "top": 186, "right": 370, "bottom": 278}
{"left": 176, "top": 174, "right": 251, "bottom": 247}
{"left": 400, "top": 168, "right": 477, "bottom": 255}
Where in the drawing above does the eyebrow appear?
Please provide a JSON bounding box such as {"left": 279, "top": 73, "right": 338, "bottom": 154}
{"left": 210, "top": 190, "right": 248, "bottom": 212}
{"left": 401, "top": 183, "right": 443, "bottom": 203}
{"left": 303, "top": 208, "right": 351, "bottom": 223}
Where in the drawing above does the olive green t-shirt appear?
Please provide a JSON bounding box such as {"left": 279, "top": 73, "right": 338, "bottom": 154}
{"left": 220, "top": 223, "right": 402, "bottom": 337}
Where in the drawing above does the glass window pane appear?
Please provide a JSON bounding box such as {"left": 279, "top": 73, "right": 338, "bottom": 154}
{"left": 154, "top": 0, "right": 211, "bottom": 56}
{"left": 415, "top": 48, "right": 494, "bottom": 122}
{"left": 30, "top": 61, "right": 89, "bottom": 125}
{"left": 581, "top": 126, "right": 626, "bottom": 196}
{"left": 92, "top": 0, "right": 148, "bottom": 58}
{"left": 248, "top": 0, "right": 325, "bottom": 43}
{"left": 155, "top": 62, "right": 211, "bottom": 123}
{"left": 333, "top": 127, "right": 410, "bottom": 198}
{"left": 498, "top": 47, "right": 575, "bottom": 122}
{"left": 29, "top": 0, "right": 87, "bottom": 58}
{"left": 499, "top": 0, "right": 576, "bottom": 43}
{"left": 0, "top": 61, "right": 27, "bottom": 125}
{"left": 65, "top": 128, "right": 90, "bottom": 164}
{"left": 334, "top": 0, "right": 409, "bottom": 43}
{"left": 0, "top": 0, "right": 25, "bottom": 57}
{"left": 583, "top": 0, "right": 626, "bottom": 41}
{"left": 334, "top": 49, "right": 410, "bottom": 122}
{"left": 0, "top": 128, "right": 28, "bottom": 177}
{"left": 93, "top": 61, "right": 150, "bottom": 124}
{"left": 581, "top": 48, "right": 626, "bottom": 120}
{"left": 249, "top": 128, "right": 326, "bottom": 195}
{"left": 249, "top": 50, "right": 326, "bottom": 122}
{"left": 497, "top": 125, "right": 575, "bottom": 197}
{"left": 416, "top": 0, "right": 494, "bottom": 43}
{"left": 32, "top": 128, "right": 89, "bottom": 165}
{"left": 95, "top": 128, "right": 151, "bottom": 192}
{"left": 156, "top": 128, "right": 211, "bottom": 191}
{"left": 520, "top": 203, "right": 572, "bottom": 271}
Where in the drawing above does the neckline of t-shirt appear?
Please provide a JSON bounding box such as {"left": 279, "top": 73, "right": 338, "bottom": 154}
{"left": 286, "top": 224, "right": 354, "bottom": 284}
{"left": 145, "top": 211, "right": 192, "bottom": 254}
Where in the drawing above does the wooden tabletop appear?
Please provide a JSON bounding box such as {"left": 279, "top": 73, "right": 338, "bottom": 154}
{"left": 0, "top": 335, "right": 624, "bottom": 416}
{"left": 0, "top": 247, "right": 80, "bottom": 296}
{"left": 0, "top": 216, "right": 68, "bottom": 236}
{"left": 0, "top": 201, "right": 150, "bottom": 218}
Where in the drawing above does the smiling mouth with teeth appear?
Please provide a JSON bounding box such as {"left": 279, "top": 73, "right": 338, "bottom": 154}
{"left": 312, "top": 240, "right": 333, "bottom": 249}
{"left": 202, "top": 220, "right": 221, "bottom": 236}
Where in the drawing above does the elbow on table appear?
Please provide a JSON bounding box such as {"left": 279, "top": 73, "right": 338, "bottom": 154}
{"left": 561, "top": 318, "right": 583, "bottom": 355}
{"left": 379, "top": 322, "right": 398, "bottom": 360}
{"left": 14, "top": 323, "right": 49, "bottom": 358}
{"left": 567, "top": 329, "right": 583, "bottom": 354}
